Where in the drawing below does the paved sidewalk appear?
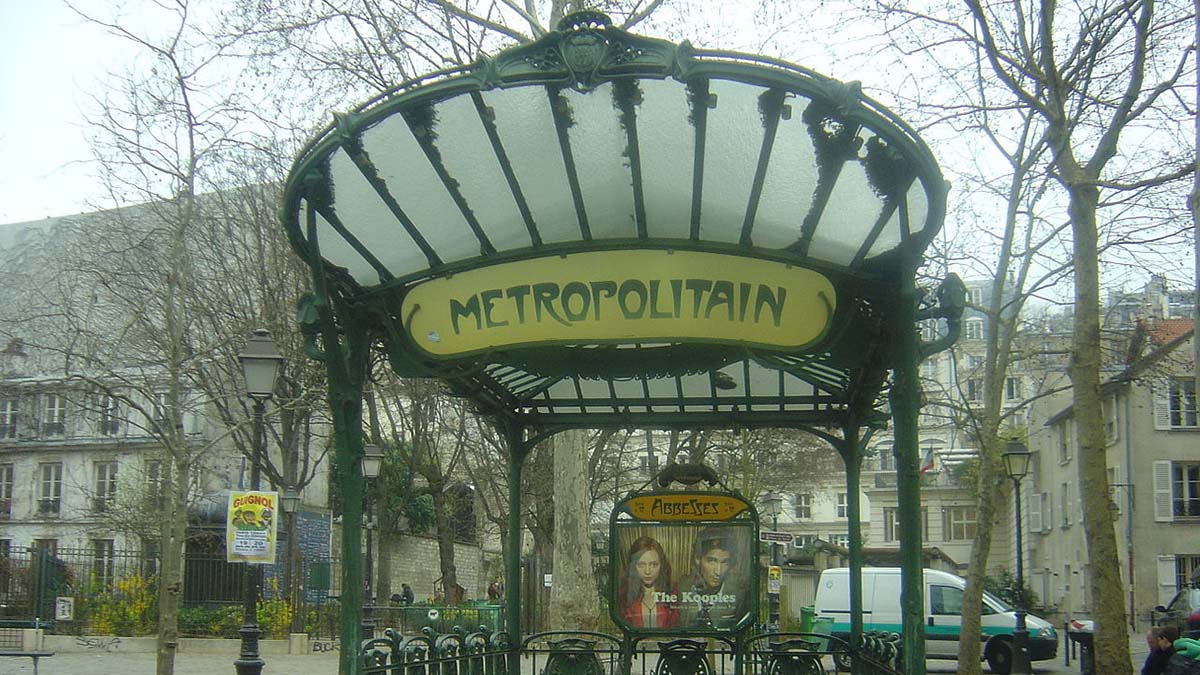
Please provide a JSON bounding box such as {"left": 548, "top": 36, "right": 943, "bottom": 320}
{"left": 0, "top": 631, "right": 1155, "bottom": 674}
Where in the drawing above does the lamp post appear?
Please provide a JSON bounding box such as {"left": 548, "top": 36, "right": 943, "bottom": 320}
{"left": 280, "top": 488, "right": 302, "bottom": 635}
{"left": 1002, "top": 439, "right": 1033, "bottom": 675}
{"left": 763, "top": 491, "right": 784, "bottom": 630}
{"left": 235, "top": 329, "right": 285, "bottom": 675}
{"left": 360, "top": 444, "right": 384, "bottom": 641}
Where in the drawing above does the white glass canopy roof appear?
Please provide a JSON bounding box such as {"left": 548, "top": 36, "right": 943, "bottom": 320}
{"left": 282, "top": 12, "right": 947, "bottom": 429}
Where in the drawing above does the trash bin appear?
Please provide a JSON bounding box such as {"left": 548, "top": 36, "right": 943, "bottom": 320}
{"left": 811, "top": 616, "right": 834, "bottom": 650}
{"left": 1066, "top": 619, "right": 1095, "bottom": 675}
{"left": 799, "top": 605, "right": 815, "bottom": 633}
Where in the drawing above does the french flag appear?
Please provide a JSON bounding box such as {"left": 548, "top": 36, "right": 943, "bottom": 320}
{"left": 918, "top": 447, "right": 936, "bottom": 475}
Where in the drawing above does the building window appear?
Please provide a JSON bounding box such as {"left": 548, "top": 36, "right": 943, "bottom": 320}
{"left": 32, "top": 539, "right": 57, "bottom": 557}
{"left": 99, "top": 396, "right": 120, "bottom": 436}
{"left": 0, "top": 399, "right": 17, "bottom": 439}
{"left": 919, "top": 320, "right": 939, "bottom": 341}
{"left": 1176, "top": 555, "right": 1200, "bottom": 590}
{"left": 42, "top": 394, "right": 67, "bottom": 436}
{"left": 146, "top": 459, "right": 163, "bottom": 506}
{"left": 829, "top": 533, "right": 850, "bottom": 548}
{"left": 884, "top": 507, "right": 929, "bottom": 543}
{"left": 94, "top": 461, "right": 118, "bottom": 512}
{"left": 964, "top": 320, "right": 984, "bottom": 340}
{"left": 0, "top": 464, "right": 11, "bottom": 519}
{"left": 968, "top": 355, "right": 984, "bottom": 369}
{"left": 943, "top": 506, "right": 977, "bottom": 540}
{"left": 1172, "top": 464, "right": 1200, "bottom": 518}
{"left": 1005, "top": 377, "right": 1023, "bottom": 401}
{"left": 0, "top": 539, "right": 10, "bottom": 598}
{"left": 151, "top": 392, "right": 170, "bottom": 430}
{"left": 794, "top": 493, "right": 812, "bottom": 519}
{"left": 1169, "top": 378, "right": 1199, "bottom": 428}
{"left": 875, "top": 445, "right": 895, "bottom": 471}
{"left": 92, "top": 539, "right": 116, "bottom": 588}
{"left": 792, "top": 534, "right": 818, "bottom": 548}
{"left": 1060, "top": 482, "right": 1074, "bottom": 526}
{"left": 836, "top": 493, "right": 848, "bottom": 518}
{"left": 1057, "top": 423, "right": 1072, "bottom": 464}
{"left": 966, "top": 378, "right": 983, "bottom": 402}
{"left": 38, "top": 463, "right": 62, "bottom": 515}
{"left": 967, "top": 286, "right": 984, "bottom": 307}
{"left": 921, "top": 357, "right": 938, "bottom": 379}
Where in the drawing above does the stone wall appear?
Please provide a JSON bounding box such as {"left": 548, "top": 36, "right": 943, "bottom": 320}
{"left": 376, "top": 533, "right": 490, "bottom": 603}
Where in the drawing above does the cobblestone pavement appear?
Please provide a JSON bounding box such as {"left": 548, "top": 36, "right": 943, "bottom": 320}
{"left": 0, "top": 632, "right": 1153, "bottom": 675}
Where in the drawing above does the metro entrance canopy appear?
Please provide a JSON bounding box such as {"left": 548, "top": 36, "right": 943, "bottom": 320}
{"left": 280, "top": 11, "right": 963, "bottom": 675}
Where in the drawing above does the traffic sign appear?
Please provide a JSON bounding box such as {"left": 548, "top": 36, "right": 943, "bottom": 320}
{"left": 759, "top": 530, "right": 794, "bottom": 544}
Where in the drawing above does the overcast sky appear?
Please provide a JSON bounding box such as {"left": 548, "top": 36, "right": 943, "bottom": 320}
{"left": 0, "top": 2, "right": 869, "bottom": 227}
{"left": 0, "top": 1, "right": 136, "bottom": 224}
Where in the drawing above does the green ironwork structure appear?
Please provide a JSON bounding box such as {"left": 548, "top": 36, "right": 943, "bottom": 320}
{"left": 279, "top": 11, "right": 963, "bottom": 675}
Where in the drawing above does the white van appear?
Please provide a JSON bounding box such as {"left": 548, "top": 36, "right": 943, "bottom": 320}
{"left": 813, "top": 567, "right": 1057, "bottom": 674}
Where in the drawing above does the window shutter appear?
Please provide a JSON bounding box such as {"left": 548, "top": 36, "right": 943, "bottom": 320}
{"left": 1030, "top": 569, "right": 1045, "bottom": 607}
{"left": 1153, "top": 378, "right": 1171, "bottom": 430}
{"left": 1157, "top": 555, "right": 1178, "bottom": 606}
{"left": 1042, "top": 493, "right": 1052, "bottom": 532}
{"left": 1153, "top": 460, "right": 1174, "bottom": 522}
{"left": 1028, "top": 489, "right": 1042, "bottom": 533}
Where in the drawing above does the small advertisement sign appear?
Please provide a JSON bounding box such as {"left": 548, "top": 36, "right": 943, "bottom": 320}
{"left": 226, "top": 490, "right": 279, "bottom": 564}
{"left": 767, "top": 565, "right": 782, "bottom": 594}
{"left": 55, "top": 596, "right": 74, "bottom": 621}
{"left": 611, "top": 522, "right": 754, "bottom": 632}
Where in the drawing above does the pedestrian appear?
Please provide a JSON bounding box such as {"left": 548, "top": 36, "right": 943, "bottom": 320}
{"left": 400, "top": 582, "right": 414, "bottom": 605}
{"left": 1143, "top": 625, "right": 1181, "bottom": 675}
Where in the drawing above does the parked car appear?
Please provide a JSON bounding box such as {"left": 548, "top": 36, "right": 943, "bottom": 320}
{"left": 814, "top": 567, "right": 1057, "bottom": 674}
{"left": 1153, "top": 583, "right": 1200, "bottom": 640}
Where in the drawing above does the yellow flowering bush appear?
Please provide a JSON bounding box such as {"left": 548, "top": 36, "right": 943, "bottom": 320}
{"left": 88, "top": 574, "right": 157, "bottom": 636}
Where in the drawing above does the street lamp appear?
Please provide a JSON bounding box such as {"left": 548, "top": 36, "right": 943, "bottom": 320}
{"left": 1002, "top": 439, "right": 1033, "bottom": 675}
{"left": 280, "top": 488, "right": 302, "bottom": 635}
{"left": 235, "top": 328, "right": 285, "bottom": 675}
{"left": 763, "top": 491, "right": 784, "bottom": 630}
{"left": 360, "top": 444, "right": 384, "bottom": 641}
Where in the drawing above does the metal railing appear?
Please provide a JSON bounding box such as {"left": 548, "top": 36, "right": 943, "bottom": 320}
{"left": 360, "top": 627, "right": 904, "bottom": 675}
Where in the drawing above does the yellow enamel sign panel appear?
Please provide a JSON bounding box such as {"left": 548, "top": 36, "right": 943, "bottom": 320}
{"left": 624, "top": 494, "right": 749, "bottom": 521}
{"left": 402, "top": 250, "right": 836, "bottom": 357}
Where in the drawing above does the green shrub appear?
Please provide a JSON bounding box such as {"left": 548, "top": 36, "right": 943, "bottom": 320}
{"left": 178, "top": 604, "right": 242, "bottom": 638}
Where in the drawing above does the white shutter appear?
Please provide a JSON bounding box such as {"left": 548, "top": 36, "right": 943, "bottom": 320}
{"left": 1153, "top": 378, "right": 1172, "bottom": 430}
{"left": 1077, "top": 480, "right": 1084, "bottom": 525}
{"left": 1110, "top": 465, "right": 1123, "bottom": 515}
{"left": 1154, "top": 460, "right": 1175, "bottom": 522}
{"left": 1042, "top": 493, "right": 1052, "bottom": 532}
{"left": 1028, "top": 489, "right": 1043, "bottom": 532}
{"left": 1030, "top": 569, "right": 1045, "bottom": 606}
{"left": 1157, "top": 555, "right": 1178, "bottom": 606}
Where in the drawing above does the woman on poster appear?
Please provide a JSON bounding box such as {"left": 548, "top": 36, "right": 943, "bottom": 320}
{"left": 618, "top": 536, "right": 679, "bottom": 628}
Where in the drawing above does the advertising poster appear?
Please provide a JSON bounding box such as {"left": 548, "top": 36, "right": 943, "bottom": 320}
{"left": 226, "top": 490, "right": 279, "bottom": 564}
{"left": 612, "top": 522, "right": 753, "bottom": 632}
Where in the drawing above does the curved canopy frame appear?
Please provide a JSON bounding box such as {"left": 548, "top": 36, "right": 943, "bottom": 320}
{"left": 280, "top": 12, "right": 962, "bottom": 675}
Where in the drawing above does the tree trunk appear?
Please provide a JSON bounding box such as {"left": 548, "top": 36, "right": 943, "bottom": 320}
{"left": 548, "top": 429, "right": 599, "bottom": 630}
{"left": 156, "top": 453, "right": 185, "bottom": 675}
{"left": 1068, "top": 180, "right": 1133, "bottom": 675}
{"left": 958, "top": 431, "right": 1007, "bottom": 675}
{"left": 431, "top": 485, "right": 460, "bottom": 603}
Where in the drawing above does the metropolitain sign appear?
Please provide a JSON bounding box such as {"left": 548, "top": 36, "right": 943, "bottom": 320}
{"left": 402, "top": 250, "right": 836, "bottom": 357}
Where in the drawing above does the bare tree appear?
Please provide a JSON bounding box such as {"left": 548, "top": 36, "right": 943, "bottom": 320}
{"left": 851, "top": 2, "right": 1194, "bottom": 673}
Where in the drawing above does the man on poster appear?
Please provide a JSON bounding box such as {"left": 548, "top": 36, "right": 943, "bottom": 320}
{"left": 680, "top": 526, "right": 745, "bottom": 628}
